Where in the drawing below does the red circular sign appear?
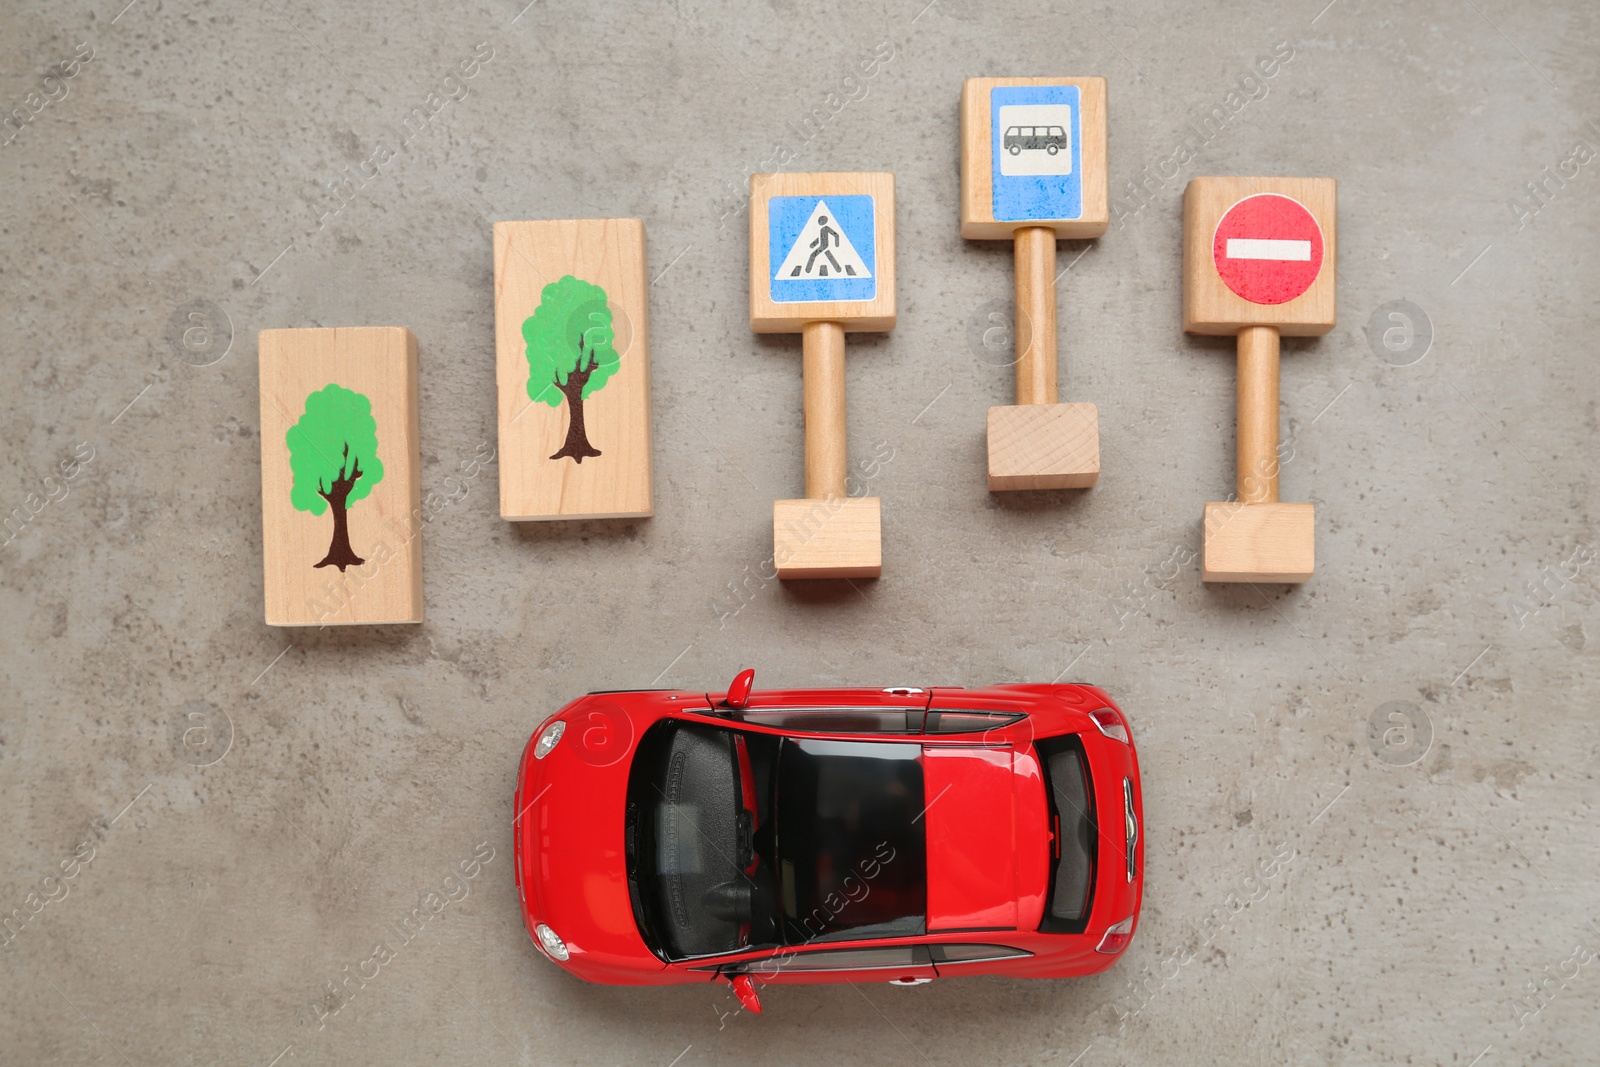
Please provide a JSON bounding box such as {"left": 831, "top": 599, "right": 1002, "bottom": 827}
{"left": 1211, "top": 194, "right": 1324, "bottom": 305}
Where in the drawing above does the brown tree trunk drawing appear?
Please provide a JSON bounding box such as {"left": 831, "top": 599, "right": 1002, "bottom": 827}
{"left": 314, "top": 446, "right": 366, "bottom": 571}
{"left": 549, "top": 337, "right": 603, "bottom": 463}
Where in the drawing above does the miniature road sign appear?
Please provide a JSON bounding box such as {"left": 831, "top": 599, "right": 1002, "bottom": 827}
{"left": 1183, "top": 177, "right": 1336, "bottom": 336}
{"left": 259, "top": 327, "right": 423, "bottom": 626}
{"left": 752, "top": 173, "right": 895, "bottom": 335}
{"left": 961, "top": 77, "right": 1108, "bottom": 490}
{"left": 750, "top": 172, "right": 895, "bottom": 579}
{"left": 1183, "top": 176, "right": 1337, "bottom": 582}
{"left": 494, "top": 218, "right": 653, "bottom": 521}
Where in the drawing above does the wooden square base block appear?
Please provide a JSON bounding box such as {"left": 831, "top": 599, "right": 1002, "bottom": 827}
{"left": 774, "top": 497, "right": 881, "bottom": 580}
{"left": 494, "top": 218, "right": 653, "bottom": 521}
{"left": 987, "top": 403, "right": 1099, "bottom": 491}
{"left": 1203, "top": 501, "right": 1315, "bottom": 583}
{"left": 259, "top": 327, "right": 423, "bottom": 626}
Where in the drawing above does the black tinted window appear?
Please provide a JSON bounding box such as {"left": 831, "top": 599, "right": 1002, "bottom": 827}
{"left": 626, "top": 722, "right": 746, "bottom": 959}
{"left": 1036, "top": 735, "right": 1095, "bottom": 932}
{"left": 924, "top": 709, "right": 1024, "bottom": 734}
{"left": 744, "top": 945, "right": 932, "bottom": 974}
{"left": 740, "top": 708, "right": 922, "bottom": 734}
{"left": 777, "top": 739, "right": 927, "bottom": 943}
{"left": 931, "top": 944, "right": 1032, "bottom": 963}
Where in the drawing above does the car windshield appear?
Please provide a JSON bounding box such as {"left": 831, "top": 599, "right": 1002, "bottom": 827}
{"left": 626, "top": 722, "right": 926, "bottom": 959}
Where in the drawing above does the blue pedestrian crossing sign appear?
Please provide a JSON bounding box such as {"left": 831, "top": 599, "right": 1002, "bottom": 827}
{"left": 769, "top": 195, "right": 876, "bottom": 303}
{"left": 991, "top": 84, "right": 1082, "bottom": 223}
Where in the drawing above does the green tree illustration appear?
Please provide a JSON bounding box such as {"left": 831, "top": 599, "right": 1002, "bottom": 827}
{"left": 523, "top": 275, "right": 619, "bottom": 463}
{"left": 287, "top": 383, "right": 384, "bottom": 572}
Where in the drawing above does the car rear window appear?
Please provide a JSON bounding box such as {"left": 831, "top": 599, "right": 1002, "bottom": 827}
{"left": 1035, "top": 734, "right": 1095, "bottom": 932}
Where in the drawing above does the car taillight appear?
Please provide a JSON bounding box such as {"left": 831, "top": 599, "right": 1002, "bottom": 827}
{"left": 1096, "top": 916, "right": 1134, "bottom": 954}
{"left": 1089, "top": 707, "right": 1129, "bottom": 743}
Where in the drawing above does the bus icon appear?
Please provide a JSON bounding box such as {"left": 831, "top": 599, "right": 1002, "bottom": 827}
{"left": 993, "top": 92, "right": 1079, "bottom": 203}
{"left": 1003, "top": 125, "right": 1067, "bottom": 156}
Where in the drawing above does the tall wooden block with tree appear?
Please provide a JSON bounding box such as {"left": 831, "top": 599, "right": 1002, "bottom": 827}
{"left": 1183, "top": 176, "right": 1337, "bottom": 583}
{"left": 750, "top": 172, "right": 895, "bottom": 579}
{"left": 259, "top": 326, "right": 423, "bottom": 626}
{"left": 961, "top": 76, "right": 1108, "bottom": 491}
{"left": 494, "top": 218, "right": 653, "bottom": 521}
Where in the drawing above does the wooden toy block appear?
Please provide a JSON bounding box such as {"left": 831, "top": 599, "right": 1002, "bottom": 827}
{"left": 494, "top": 218, "right": 652, "bottom": 521}
{"left": 774, "top": 497, "right": 882, "bottom": 580}
{"left": 959, "top": 76, "right": 1108, "bottom": 240}
{"left": 1183, "top": 176, "right": 1336, "bottom": 583}
{"left": 986, "top": 402, "right": 1099, "bottom": 490}
{"left": 749, "top": 172, "right": 895, "bottom": 334}
{"left": 1202, "top": 502, "right": 1315, "bottom": 582}
{"left": 750, "top": 174, "right": 894, "bottom": 579}
{"left": 259, "top": 326, "right": 423, "bottom": 626}
{"left": 962, "top": 79, "right": 1107, "bottom": 491}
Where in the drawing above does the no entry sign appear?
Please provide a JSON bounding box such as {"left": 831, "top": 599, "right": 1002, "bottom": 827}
{"left": 1212, "top": 193, "right": 1324, "bottom": 305}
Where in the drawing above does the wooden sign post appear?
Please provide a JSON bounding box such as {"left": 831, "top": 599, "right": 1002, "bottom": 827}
{"left": 961, "top": 76, "right": 1108, "bottom": 490}
{"left": 1182, "top": 176, "right": 1337, "bottom": 583}
{"left": 749, "top": 172, "right": 895, "bottom": 579}
{"left": 259, "top": 326, "right": 423, "bottom": 625}
{"left": 494, "top": 218, "right": 653, "bottom": 521}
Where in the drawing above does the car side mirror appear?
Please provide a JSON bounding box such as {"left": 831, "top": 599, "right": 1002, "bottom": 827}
{"left": 724, "top": 668, "right": 755, "bottom": 709}
{"left": 730, "top": 972, "right": 763, "bottom": 1014}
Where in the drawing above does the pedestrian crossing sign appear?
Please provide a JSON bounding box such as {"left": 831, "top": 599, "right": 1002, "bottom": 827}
{"left": 769, "top": 194, "right": 876, "bottom": 303}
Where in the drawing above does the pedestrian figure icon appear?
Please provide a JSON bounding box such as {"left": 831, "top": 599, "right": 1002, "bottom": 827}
{"left": 795, "top": 214, "right": 857, "bottom": 277}
{"left": 773, "top": 198, "right": 873, "bottom": 291}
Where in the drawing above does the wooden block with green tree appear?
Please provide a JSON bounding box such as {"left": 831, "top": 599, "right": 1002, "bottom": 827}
{"left": 495, "top": 219, "right": 652, "bottom": 521}
{"left": 259, "top": 327, "right": 422, "bottom": 626}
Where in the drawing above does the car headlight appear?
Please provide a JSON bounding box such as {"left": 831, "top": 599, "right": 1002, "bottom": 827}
{"left": 534, "top": 923, "right": 569, "bottom": 961}
{"left": 533, "top": 720, "right": 566, "bottom": 760}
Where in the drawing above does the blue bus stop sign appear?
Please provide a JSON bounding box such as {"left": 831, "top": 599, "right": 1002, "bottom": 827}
{"left": 991, "top": 84, "right": 1083, "bottom": 223}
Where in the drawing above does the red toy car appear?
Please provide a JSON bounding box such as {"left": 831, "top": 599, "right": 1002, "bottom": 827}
{"left": 514, "top": 670, "right": 1143, "bottom": 1012}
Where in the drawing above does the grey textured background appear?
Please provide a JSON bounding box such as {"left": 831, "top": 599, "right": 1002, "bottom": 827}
{"left": 2, "top": 0, "right": 1596, "bottom": 1064}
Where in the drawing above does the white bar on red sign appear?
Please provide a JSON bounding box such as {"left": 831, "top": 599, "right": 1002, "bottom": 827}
{"left": 1225, "top": 238, "right": 1312, "bottom": 261}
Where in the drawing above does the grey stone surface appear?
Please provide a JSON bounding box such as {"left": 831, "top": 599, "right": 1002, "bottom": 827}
{"left": 1, "top": 0, "right": 1596, "bottom": 1063}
